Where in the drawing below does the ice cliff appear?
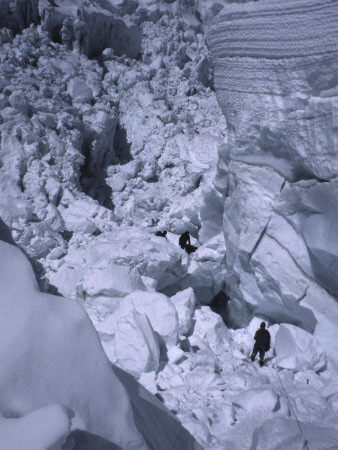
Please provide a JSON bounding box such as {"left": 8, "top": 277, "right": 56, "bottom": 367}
{"left": 208, "top": 0, "right": 338, "bottom": 359}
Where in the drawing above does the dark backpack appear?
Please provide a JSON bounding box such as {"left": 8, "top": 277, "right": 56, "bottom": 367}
{"left": 259, "top": 330, "right": 271, "bottom": 351}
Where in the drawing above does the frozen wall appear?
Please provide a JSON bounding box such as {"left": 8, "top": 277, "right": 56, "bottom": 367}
{"left": 207, "top": 0, "right": 338, "bottom": 347}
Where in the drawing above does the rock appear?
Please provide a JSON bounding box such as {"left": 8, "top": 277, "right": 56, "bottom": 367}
{"left": 115, "top": 310, "right": 160, "bottom": 378}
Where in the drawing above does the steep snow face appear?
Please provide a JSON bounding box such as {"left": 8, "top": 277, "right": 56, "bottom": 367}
{"left": 208, "top": 0, "right": 338, "bottom": 358}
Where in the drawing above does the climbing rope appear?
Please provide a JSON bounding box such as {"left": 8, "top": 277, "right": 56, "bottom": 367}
{"left": 272, "top": 365, "right": 310, "bottom": 450}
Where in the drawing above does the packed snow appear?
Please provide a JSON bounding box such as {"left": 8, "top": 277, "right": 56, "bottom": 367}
{"left": 1, "top": 0, "right": 338, "bottom": 448}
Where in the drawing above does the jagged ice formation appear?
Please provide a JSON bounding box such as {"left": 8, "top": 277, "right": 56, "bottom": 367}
{"left": 208, "top": 0, "right": 338, "bottom": 361}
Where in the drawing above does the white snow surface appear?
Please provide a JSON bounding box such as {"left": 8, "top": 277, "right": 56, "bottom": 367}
{"left": 0, "top": 0, "right": 338, "bottom": 448}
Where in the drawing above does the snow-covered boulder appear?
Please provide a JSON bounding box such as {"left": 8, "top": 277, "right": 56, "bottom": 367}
{"left": 82, "top": 263, "right": 145, "bottom": 297}
{"left": 274, "top": 324, "right": 326, "bottom": 372}
{"left": 67, "top": 78, "right": 93, "bottom": 104}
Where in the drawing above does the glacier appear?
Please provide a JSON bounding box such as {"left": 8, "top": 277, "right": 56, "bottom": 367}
{"left": 0, "top": 0, "right": 338, "bottom": 448}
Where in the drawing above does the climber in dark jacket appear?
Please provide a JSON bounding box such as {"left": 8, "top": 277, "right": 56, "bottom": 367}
{"left": 179, "top": 231, "right": 197, "bottom": 254}
{"left": 179, "top": 231, "right": 191, "bottom": 249}
{"left": 251, "top": 322, "right": 271, "bottom": 367}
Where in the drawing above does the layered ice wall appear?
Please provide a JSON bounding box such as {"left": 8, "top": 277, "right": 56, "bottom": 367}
{"left": 208, "top": 0, "right": 338, "bottom": 354}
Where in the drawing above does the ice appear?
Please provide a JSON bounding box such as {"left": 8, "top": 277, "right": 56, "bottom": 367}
{"left": 250, "top": 417, "right": 338, "bottom": 450}
{"left": 67, "top": 78, "right": 93, "bottom": 104}
{"left": 82, "top": 263, "right": 145, "bottom": 297}
{"left": 167, "top": 346, "right": 185, "bottom": 365}
{"left": 115, "top": 310, "right": 160, "bottom": 378}
{"left": 97, "top": 290, "right": 179, "bottom": 346}
{"left": 170, "top": 287, "right": 196, "bottom": 336}
{"left": 0, "top": 239, "right": 204, "bottom": 448}
{"left": 274, "top": 324, "right": 326, "bottom": 372}
{"left": 232, "top": 388, "right": 278, "bottom": 413}
{"left": 191, "top": 306, "right": 230, "bottom": 355}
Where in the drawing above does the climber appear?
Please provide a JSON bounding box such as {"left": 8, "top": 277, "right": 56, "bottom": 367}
{"left": 179, "top": 231, "right": 197, "bottom": 254}
{"left": 251, "top": 322, "right": 270, "bottom": 367}
{"left": 179, "top": 230, "right": 191, "bottom": 249}
{"left": 156, "top": 230, "right": 167, "bottom": 237}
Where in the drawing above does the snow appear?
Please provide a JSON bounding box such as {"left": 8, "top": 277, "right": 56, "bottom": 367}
{"left": 0, "top": 0, "right": 338, "bottom": 448}
{"left": 0, "top": 404, "right": 72, "bottom": 450}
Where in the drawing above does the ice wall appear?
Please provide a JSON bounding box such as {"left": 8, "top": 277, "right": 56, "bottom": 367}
{"left": 208, "top": 0, "right": 338, "bottom": 348}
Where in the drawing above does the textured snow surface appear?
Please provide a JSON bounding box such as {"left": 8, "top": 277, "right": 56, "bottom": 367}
{"left": 1, "top": 0, "right": 338, "bottom": 448}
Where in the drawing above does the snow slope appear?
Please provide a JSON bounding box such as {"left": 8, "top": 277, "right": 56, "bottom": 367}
{"left": 0, "top": 239, "right": 201, "bottom": 449}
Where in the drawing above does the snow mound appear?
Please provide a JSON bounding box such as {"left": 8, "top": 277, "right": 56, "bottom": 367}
{"left": 0, "top": 404, "right": 72, "bottom": 450}
{"left": 0, "top": 240, "right": 201, "bottom": 449}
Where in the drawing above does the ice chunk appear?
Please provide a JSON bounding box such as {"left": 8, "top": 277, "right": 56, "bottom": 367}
{"left": 115, "top": 310, "right": 160, "bottom": 378}
{"left": 82, "top": 263, "right": 145, "bottom": 297}
{"left": 232, "top": 388, "right": 278, "bottom": 413}
{"left": 170, "top": 287, "right": 196, "bottom": 336}
{"left": 274, "top": 324, "right": 326, "bottom": 372}
{"left": 97, "top": 290, "right": 179, "bottom": 345}
{"left": 67, "top": 78, "right": 93, "bottom": 104}
{"left": 191, "top": 306, "right": 230, "bottom": 355}
{"left": 167, "top": 346, "right": 185, "bottom": 365}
